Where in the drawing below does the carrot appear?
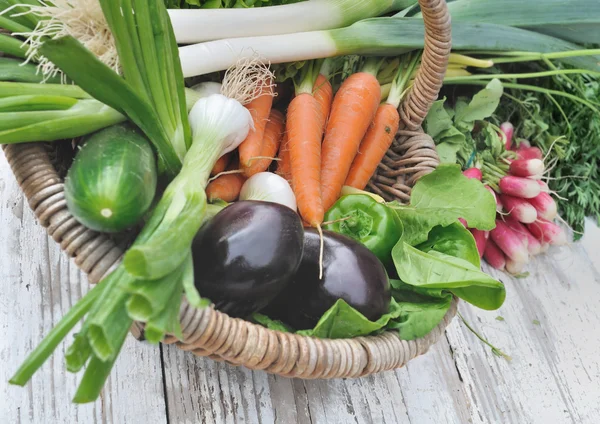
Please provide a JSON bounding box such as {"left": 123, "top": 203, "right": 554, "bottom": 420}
{"left": 276, "top": 131, "right": 291, "bottom": 183}
{"left": 238, "top": 79, "right": 274, "bottom": 169}
{"left": 210, "top": 152, "right": 231, "bottom": 177}
{"left": 243, "top": 109, "right": 285, "bottom": 177}
{"left": 313, "top": 73, "right": 333, "bottom": 136}
{"left": 320, "top": 72, "right": 381, "bottom": 210}
{"left": 343, "top": 55, "right": 420, "bottom": 193}
{"left": 287, "top": 92, "right": 324, "bottom": 227}
{"left": 206, "top": 173, "right": 245, "bottom": 202}
{"left": 344, "top": 103, "right": 399, "bottom": 189}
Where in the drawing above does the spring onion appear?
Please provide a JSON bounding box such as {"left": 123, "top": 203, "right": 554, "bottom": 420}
{"left": 123, "top": 93, "right": 253, "bottom": 279}
{"left": 168, "top": 0, "right": 416, "bottom": 43}
{"left": 179, "top": 18, "right": 600, "bottom": 77}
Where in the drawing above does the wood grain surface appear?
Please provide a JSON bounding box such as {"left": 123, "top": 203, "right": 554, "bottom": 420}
{"left": 1, "top": 149, "right": 598, "bottom": 424}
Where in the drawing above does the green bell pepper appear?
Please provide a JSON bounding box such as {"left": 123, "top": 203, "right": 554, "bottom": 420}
{"left": 323, "top": 194, "right": 403, "bottom": 264}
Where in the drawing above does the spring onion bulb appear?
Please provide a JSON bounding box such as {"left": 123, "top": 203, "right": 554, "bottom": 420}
{"left": 168, "top": 0, "right": 415, "bottom": 44}
{"left": 240, "top": 172, "right": 297, "bottom": 211}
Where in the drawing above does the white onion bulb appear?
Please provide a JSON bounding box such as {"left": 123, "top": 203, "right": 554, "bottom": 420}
{"left": 240, "top": 172, "right": 297, "bottom": 211}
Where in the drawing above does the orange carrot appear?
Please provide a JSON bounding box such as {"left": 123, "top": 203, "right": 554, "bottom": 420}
{"left": 276, "top": 131, "right": 291, "bottom": 183}
{"left": 210, "top": 152, "right": 232, "bottom": 177}
{"left": 320, "top": 72, "right": 381, "bottom": 211}
{"left": 287, "top": 92, "right": 324, "bottom": 227}
{"left": 206, "top": 173, "right": 246, "bottom": 202}
{"left": 313, "top": 73, "right": 333, "bottom": 136}
{"left": 345, "top": 103, "right": 399, "bottom": 190}
{"left": 238, "top": 80, "right": 274, "bottom": 169}
{"left": 243, "top": 109, "right": 285, "bottom": 177}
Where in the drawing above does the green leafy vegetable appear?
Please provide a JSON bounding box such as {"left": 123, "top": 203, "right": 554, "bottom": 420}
{"left": 425, "top": 79, "right": 504, "bottom": 166}
{"left": 392, "top": 243, "right": 506, "bottom": 310}
{"left": 389, "top": 164, "right": 497, "bottom": 245}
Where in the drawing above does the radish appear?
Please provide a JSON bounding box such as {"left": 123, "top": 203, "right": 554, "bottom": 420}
{"left": 458, "top": 218, "right": 467, "bottom": 227}
{"left": 490, "top": 220, "right": 529, "bottom": 263}
{"left": 470, "top": 228, "right": 489, "bottom": 258}
{"left": 540, "top": 243, "right": 550, "bottom": 253}
{"left": 499, "top": 176, "right": 541, "bottom": 199}
{"left": 505, "top": 217, "right": 542, "bottom": 256}
{"left": 516, "top": 139, "right": 531, "bottom": 149}
{"left": 537, "top": 180, "right": 550, "bottom": 193}
{"left": 527, "top": 219, "right": 568, "bottom": 246}
{"left": 500, "top": 122, "right": 514, "bottom": 150}
{"left": 483, "top": 239, "right": 506, "bottom": 270}
{"left": 500, "top": 194, "right": 538, "bottom": 224}
{"left": 509, "top": 159, "right": 545, "bottom": 179}
{"left": 506, "top": 258, "right": 527, "bottom": 275}
{"left": 463, "top": 167, "right": 483, "bottom": 180}
{"left": 528, "top": 192, "right": 557, "bottom": 221}
{"left": 517, "top": 146, "right": 543, "bottom": 160}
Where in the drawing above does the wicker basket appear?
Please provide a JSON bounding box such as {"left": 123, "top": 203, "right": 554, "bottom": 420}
{"left": 3, "top": 0, "right": 454, "bottom": 379}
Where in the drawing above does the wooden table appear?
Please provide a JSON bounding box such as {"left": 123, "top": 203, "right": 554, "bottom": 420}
{"left": 1, "top": 149, "right": 599, "bottom": 424}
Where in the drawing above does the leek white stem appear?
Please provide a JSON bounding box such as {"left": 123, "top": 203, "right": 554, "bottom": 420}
{"left": 168, "top": 0, "right": 413, "bottom": 44}
{"left": 179, "top": 32, "right": 337, "bottom": 78}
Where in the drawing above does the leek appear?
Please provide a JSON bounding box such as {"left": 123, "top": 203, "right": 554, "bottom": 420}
{"left": 179, "top": 18, "right": 600, "bottom": 77}
{"left": 446, "top": 0, "right": 600, "bottom": 45}
{"left": 168, "top": 0, "right": 416, "bottom": 43}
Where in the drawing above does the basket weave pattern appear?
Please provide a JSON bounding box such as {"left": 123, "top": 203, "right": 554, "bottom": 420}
{"left": 3, "top": 0, "right": 455, "bottom": 379}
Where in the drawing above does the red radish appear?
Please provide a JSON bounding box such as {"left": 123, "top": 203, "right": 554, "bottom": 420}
{"left": 527, "top": 219, "right": 568, "bottom": 246}
{"left": 499, "top": 176, "right": 541, "bottom": 199}
{"left": 490, "top": 220, "right": 529, "bottom": 263}
{"left": 509, "top": 159, "right": 545, "bottom": 178}
{"left": 463, "top": 167, "right": 483, "bottom": 180}
{"left": 500, "top": 122, "right": 514, "bottom": 150}
{"left": 505, "top": 217, "right": 542, "bottom": 255}
{"left": 500, "top": 194, "right": 538, "bottom": 224}
{"left": 537, "top": 180, "right": 550, "bottom": 193}
{"left": 506, "top": 258, "right": 527, "bottom": 275}
{"left": 517, "top": 139, "right": 531, "bottom": 148}
{"left": 470, "top": 228, "right": 489, "bottom": 258}
{"left": 528, "top": 192, "right": 557, "bottom": 220}
{"left": 484, "top": 239, "right": 506, "bottom": 270}
{"left": 458, "top": 218, "right": 467, "bottom": 227}
{"left": 540, "top": 243, "right": 550, "bottom": 253}
{"left": 517, "top": 146, "right": 543, "bottom": 160}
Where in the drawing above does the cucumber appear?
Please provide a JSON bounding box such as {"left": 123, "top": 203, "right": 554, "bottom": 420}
{"left": 65, "top": 123, "right": 158, "bottom": 233}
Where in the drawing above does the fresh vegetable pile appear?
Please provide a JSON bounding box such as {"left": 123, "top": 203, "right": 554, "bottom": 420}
{"left": 0, "top": 0, "right": 597, "bottom": 404}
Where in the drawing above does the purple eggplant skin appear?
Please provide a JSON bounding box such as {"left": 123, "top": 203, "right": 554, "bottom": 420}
{"left": 191, "top": 200, "right": 304, "bottom": 318}
{"left": 265, "top": 229, "right": 391, "bottom": 330}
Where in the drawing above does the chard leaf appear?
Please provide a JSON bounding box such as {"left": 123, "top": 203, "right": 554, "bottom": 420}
{"left": 388, "top": 164, "right": 496, "bottom": 245}
{"left": 424, "top": 98, "right": 453, "bottom": 139}
{"left": 416, "top": 222, "right": 481, "bottom": 268}
{"left": 455, "top": 79, "right": 504, "bottom": 123}
{"left": 392, "top": 243, "right": 506, "bottom": 310}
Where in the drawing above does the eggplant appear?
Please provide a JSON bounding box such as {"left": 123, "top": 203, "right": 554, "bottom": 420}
{"left": 265, "top": 229, "right": 391, "bottom": 330}
{"left": 192, "top": 200, "right": 304, "bottom": 318}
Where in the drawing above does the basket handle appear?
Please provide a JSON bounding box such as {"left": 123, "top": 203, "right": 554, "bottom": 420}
{"left": 400, "top": 0, "right": 451, "bottom": 130}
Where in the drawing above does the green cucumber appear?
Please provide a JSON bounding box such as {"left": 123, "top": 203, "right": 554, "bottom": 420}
{"left": 65, "top": 123, "right": 157, "bottom": 233}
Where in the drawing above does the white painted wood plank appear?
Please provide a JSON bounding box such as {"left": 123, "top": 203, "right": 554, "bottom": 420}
{"left": 0, "top": 150, "right": 168, "bottom": 424}
{"left": 445, "top": 227, "right": 600, "bottom": 424}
